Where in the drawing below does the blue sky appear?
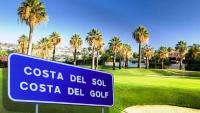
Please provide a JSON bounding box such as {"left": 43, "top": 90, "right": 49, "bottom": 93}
{"left": 0, "top": 0, "right": 200, "bottom": 52}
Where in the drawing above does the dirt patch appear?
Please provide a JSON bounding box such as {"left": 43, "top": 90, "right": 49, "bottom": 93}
{"left": 122, "top": 105, "right": 200, "bottom": 113}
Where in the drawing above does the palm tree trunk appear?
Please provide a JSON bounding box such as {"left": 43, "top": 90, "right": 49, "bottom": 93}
{"left": 52, "top": 44, "right": 56, "bottom": 61}
{"left": 125, "top": 54, "right": 128, "bottom": 69}
{"left": 22, "top": 47, "right": 25, "bottom": 54}
{"left": 138, "top": 43, "right": 141, "bottom": 68}
{"left": 127, "top": 58, "right": 129, "bottom": 68}
{"left": 91, "top": 47, "right": 95, "bottom": 69}
{"left": 27, "top": 26, "right": 33, "bottom": 55}
{"left": 161, "top": 59, "right": 164, "bottom": 69}
{"left": 113, "top": 50, "right": 116, "bottom": 70}
{"left": 119, "top": 57, "right": 122, "bottom": 69}
{"left": 74, "top": 48, "right": 77, "bottom": 65}
{"left": 95, "top": 51, "right": 99, "bottom": 70}
{"left": 124, "top": 59, "right": 126, "bottom": 69}
{"left": 84, "top": 59, "right": 86, "bottom": 64}
{"left": 147, "top": 58, "right": 149, "bottom": 69}
{"left": 31, "top": 44, "right": 34, "bottom": 54}
{"left": 122, "top": 58, "right": 125, "bottom": 68}
{"left": 180, "top": 58, "right": 182, "bottom": 70}
{"left": 125, "top": 59, "right": 128, "bottom": 69}
{"left": 145, "top": 57, "right": 148, "bottom": 69}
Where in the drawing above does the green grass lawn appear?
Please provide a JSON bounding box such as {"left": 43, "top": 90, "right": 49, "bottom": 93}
{"left": 1, "top": 67, "right": 200, "bottom": 113}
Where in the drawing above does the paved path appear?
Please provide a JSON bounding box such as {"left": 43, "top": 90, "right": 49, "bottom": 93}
{"left": 122, "top": 105, "right": 200, "bottom": 113}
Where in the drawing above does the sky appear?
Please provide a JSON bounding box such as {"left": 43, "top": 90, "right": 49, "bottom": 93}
{"left": 0, "top": 0, "right": 200, "bottom": 52}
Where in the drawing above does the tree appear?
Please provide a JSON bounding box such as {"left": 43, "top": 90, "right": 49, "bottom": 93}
{"left": 32, "top": 43, "right": 39, "bottom": 56}
{"left": 133, "top": 26, "right": 149, "bottom": 68}
{"left": 101, "top": 49, "right": 112, "bottom": 65}
{"left": 132, "top": 52, "right": 138, "bottom": 59}
{"left": 168, "top": 47, "right": 173, "bottom": 52}
{"left": 143, "top": 45, "right": 154, "bottom": 69}
{"left": 185, "top": 44, "right": 200, "bottom": 71}
{"left": 109, "top": 36, "right": 121, "bottom": 70}
{"left": 121, "top": 44, "right": 127, "bottom": 68}
{"left": 49, "top": 32, "right": 61, "bottom": 61}
{"left": 18, "top": 0, "right": 48, "bottom": 55}
{"left": 0, "top": 50, "right": 8, "bottom": 57}
{"left": 121, "top": 44, "right": 132, "bottom": 69}
{"left": 95, "top": 38, "right": 104, "bottom": 70}
{"left": 18, "top": 35, "right": 28, "bottom": 54}
{"left": 81, "top": 48, "right": 89, "bottom": 64}
{"left": 175, "top": 40, "right": 187, "bottom": 70}
{"left": 125, "top": 44, "right": 132, "bottom": 68}
{"left": 86, "top": 29, "right": 103, "bottom": 69}
{"left": 118, "top": 44, "right": 123, "bottom": 69}
{"left": 70, "top": 34, "right": 83, "bottom": 65}
{"left": 37, "top": 37, "right": 53, "bottom": 58}
{"left": 158, "top": 46, "right": 168, "bottom": 69}
{"left": 189, "top": 44, "right": 200, "bottom": 58}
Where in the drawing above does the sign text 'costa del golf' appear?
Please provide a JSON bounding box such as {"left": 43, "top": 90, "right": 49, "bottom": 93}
{"left": 8, "top": 53, "right": 113, "bottom": 107}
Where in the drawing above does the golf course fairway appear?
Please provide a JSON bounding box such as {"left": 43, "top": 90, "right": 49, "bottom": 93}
{"left": 1, "top": 67, "right": 200, "bottom": 113}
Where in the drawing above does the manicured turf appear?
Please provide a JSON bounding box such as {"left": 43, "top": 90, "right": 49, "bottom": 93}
{"left": 1, "top": 67, "right": 200, "bottom": 113}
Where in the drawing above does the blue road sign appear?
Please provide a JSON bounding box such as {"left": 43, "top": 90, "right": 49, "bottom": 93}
{"left": 8, "top": 53, "right": 114, "bottom": 107}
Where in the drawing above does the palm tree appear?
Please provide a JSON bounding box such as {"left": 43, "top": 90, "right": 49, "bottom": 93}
{"left": 49, "top": 32, "right": 61, "bottom": 61}
{"left": 185, "top": 44, "right": 200, "bottom": 71}
{"left": 18, "top": 35, "right": 28, "bottom": 54}
{"left": 32, "top": 43, "right": 39, "bottom": 56}
{"left": 121, "top": 44, "right": 127, "bottom": 68}
{"left": 189, "top": 44, "right": 200, "bottom": 58}
{"left": 86, "top": 29, "right": 103, "bottom": 69}
{"left": 126, "top": 51, "right": 132, "bottom": 68}
{"left": 133, "top": 26, "right": 149, "bottom": 68}
{"left": 175, "top": 41, "right": 187, "bottom": 70}
{"left": 118, "top": 44, "right": 123, "bottom": 69}
{"left": 124, "top": 44, "right": 132, "bottom": 68}
{"left": 70, "top": 34, "right": 83, "bottom": 65}
{"left": 95, "top": 38, "right": 104, "bottom": 70}
{"left": 168, "top": 47, "right": 173, "bottom": 52}
{"left": 120, "top": 44, "right": 132, "bottom": 69}
{"left": 37, "top": 37, "right": 53, "bottom": 58}
{"left": 109, "top": 36, "right": 121, "bottom": 70}
{"left": 158, "top": 46, "right": 168, "bottom": 69}
{"left": 143, "top": 45, "right": 154, "bottom": 69}
{"left": 18, "top": 0, "right": 48, "bottom": 55}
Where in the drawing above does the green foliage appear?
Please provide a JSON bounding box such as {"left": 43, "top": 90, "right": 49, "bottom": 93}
{"left": 132, "top": 52, "right": 138, "bottom": 58}
{"left": 185, "top": 44, "right": 200, "bottom": 71}
{"left": 0, "top": 50, "right": 8, "bottom": 57}
{"left": 81, "top": 48, "right": 89, "bottom": 59}
{"left": 100, "top": 49, "right": 113, "bottom": 63}
{"left": 168, "top": 47, "right": 173, "bottom": 52}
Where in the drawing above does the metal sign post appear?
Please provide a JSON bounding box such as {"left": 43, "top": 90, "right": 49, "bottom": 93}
{"left": 102, "top": 107, "right": 104, "bottom": 113}
{"left": 35, "top": 104, "right": 39, "bottom": 113}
